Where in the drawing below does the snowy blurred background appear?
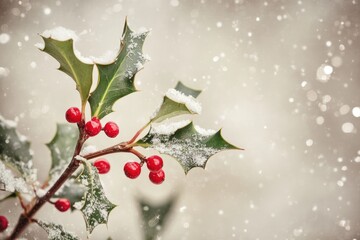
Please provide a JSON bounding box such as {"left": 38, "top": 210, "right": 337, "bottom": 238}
{"left": 1, "top": 0, "right": 360, "bottom": 239}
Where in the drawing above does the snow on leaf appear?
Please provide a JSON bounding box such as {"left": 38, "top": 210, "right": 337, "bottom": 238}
{"left": 0, "top": 161, "right": 30, "bottom": 194}
{"left": 0, "top": 115, "right": 36, "bottom": 183}
{"left": 88, "top": 20, "right": 149, "bottom": 119}
{"left": 76, "top": 159, "right": 116, "bottom": 234}
{"left": 40, "top": 30, "right": 94, "bottom": 107}
{"left": 37, "top": 220, "right": 80, "bottom": 240}
{"left": 136, "top": 122, "right": 241, "bottom": 174}
{"left": 151, "top": 81, "right": 202, "bottom": 123}
{"left": 46, "top": 123, "right": 78, "bottom": 182}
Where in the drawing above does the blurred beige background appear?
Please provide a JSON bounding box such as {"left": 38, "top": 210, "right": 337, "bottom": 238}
{"left": 1, "top": 0, "right": 360, "bottom": 239}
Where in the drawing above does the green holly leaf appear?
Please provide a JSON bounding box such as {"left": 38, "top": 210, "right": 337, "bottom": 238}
{"left": 76, "top": 160, "right": 116, "bottom": 234}
{"left": 0, "top": 115, "right": 36, "bottom": 185}
{"left": 138, "top": 196, "right": 177, "bottom": 240}
{"left": 88, "top": 20, "right": 149, "bottom": 119}
{"left": 46, "top": 124, "right": 78, "bottom": 181}
{"left": 40, "top": 36, "right": 93, "bottom": 107}
{"left": 150, "top": 82, "right": 202, "bottom": 123}
{"left": 136, "top": 121, "right": 241, "bottom": 174}
{"left": 37, "top": 220, "right": 80, "bottom": 240}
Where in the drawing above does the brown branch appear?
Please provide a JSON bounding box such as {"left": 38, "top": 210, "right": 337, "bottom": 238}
{"left": 7, "top": 121, "right": 87, "bottom": 240}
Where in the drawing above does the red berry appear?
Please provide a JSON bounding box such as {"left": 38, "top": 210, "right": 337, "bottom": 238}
{"left": 0, "top": 215, "right": 8, "bottom": 232}
{"left": 103, "top": 122, "right": 119, "bottom": 138}
{"left": 124, "top": 162, "right": 141, "bottom": 179}
{"left": 149, "top": 169, "right": 165, "bottom": 184}
{"left": 146, "top": 155, "right": 163, "bottom": 172}
{"left": 85, "top": 117, "right": 102, "bottom": 136}
{"left": 94, "top": 158, "right": 111, "bottom": 174}
{"left": 54, "top": 198, "right": 71, "bottom": 212}
{"left": 65, "top": 107, "right": 81, "bottom": 123}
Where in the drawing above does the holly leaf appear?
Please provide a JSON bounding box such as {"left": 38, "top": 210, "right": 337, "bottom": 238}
{"left": 75, "top": 160, "right": 116, "bottom": 234}
{"left": 0, "top": 115, "right": 36, "bottom": 184}
{"left": 88, "top": 20, "right": 149, "bottom": 119}
{"left": 138, "top": 196, "right": 177, "bottom": 240}
{"left": 136, "top": 121, "right": 241, "bottom": 174}
{"left": 37, "top": 220, "right": 80, "bottom": 240}
{"left": 46, "top": 124, "right": 78, "bottom": 181}
{"left": 150, "top": 82, "right": 202, "bottom": 123}
{"left": 174, "top": 81, "right": 201, "bottom": 98}
{"left": 40, "top": 36, "right": 93, "bottom": 107}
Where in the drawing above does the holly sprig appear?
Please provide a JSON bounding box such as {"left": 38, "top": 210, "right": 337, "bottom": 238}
{"left": 0, "top": 20, "right": 241, "bottom": 239}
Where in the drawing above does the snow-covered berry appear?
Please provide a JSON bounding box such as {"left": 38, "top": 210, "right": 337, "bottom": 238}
{"left": 85, "top": 117, "right": 102, "bottom": 136}
{"left": 103, "top": 122, "right": 119, "bottom": 138}
{"left": 146, "top": 155, "right": 163, "bottom": 172}
{"left": 54, "top": 198, "right": 71, "bottom": 212}
{"left": 149, "top": 169, "right": 165, "bottom": 184}
{"left": 94, "top": 158, "right": 111, "bottom": 174}
{"left": 0, "top": 215, "right": 8, "bottom": 232}
{"left": 65, "top": 107, "right": 81, "bottom": 123}
{"left": 124, "top": 162, "right": 141, "bottom": 179}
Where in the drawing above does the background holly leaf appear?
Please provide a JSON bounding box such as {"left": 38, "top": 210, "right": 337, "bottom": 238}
{"left": 46, "top": 123, "right": 78, "bottom": 182}
{"left": 0, "top": 115, "right": 36, "bottom": 187}
{"left": 150, "top": 82, "right": 202, "bottom": 123}
{"left": 174, "top": 81, "right": 201, "bottom": 98}
{"left": 138, "top": 196, "right": 177, "bottom": 240}
{"left": 37, "top": 220, "right": 79, "bottom": 240}
{"left": 76, "top": 160, "right": 116, "bottom": 234}
{"left": 46, "top": 124, "right": 85, "bottom": 210}
{"left": 136, "top": 121, "right": 241, "bottom": 174}
{"left": 88, "top": 20, "right": 149, "bottom": 119}
{"left": 40, "top": 36, "right": 93, "bottom": 107}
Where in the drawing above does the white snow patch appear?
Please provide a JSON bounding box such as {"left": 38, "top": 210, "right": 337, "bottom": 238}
{"left": 0, "top": 115, "right": 17, "bottom": 128}
{"left": 74, "top": 49, "right": 93, "bottom": 64}
{"left": 166, "top": 88, "right": 202, "bottom": 114}
{"left": 41, "top": 26, "right": 78, "bottom": 41}
{"left": 80, "top": 145, "right": 97, "bottom": 155}
{"left": 35, "top": 42, "right": 45, "bottom": 49}
{"left": 151, "top": 120, "right": 191, "bottom": 135}
{"left": 90, "top": 50, "right": 118, "bottom": 64}
{"left": 194, "top": 125, "right": 216, "bottom": 136}
{"left": 0, "top": 161, "right": 30, "bottom": 193}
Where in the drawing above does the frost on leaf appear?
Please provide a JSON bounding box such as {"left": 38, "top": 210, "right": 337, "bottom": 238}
{"left": 136, "top": 121, "right": 241, "bottom": 174}
{"left": 0, "top": 161, "right": 31, "bottom": 194}
{"left": 88, "top": 20, "right": 150, "bottom": 119}
{"left": 76, "top": 160, "right": 116, "bottom": 234}
{"left": 151, "top": 81, "right": 202, "bottom": 123}
{"left": 0, "top": 115, "right": 36, "bottom": 187}
{"left": 37, "top": 220, "right": 79, "bottom": 240}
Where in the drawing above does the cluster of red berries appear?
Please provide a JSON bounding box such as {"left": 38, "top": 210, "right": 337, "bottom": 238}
{"left": 65, "top": 107, "right": 119, "bottom": 138}
{"left": 92, "top": 155, "right": 165, "bottom": 184}
{"left": 124, "top": 155, "right": 165, "bottom": 184}
{"left": 51, "top": 156, "right": 164, "bottom": 213}
{"left": 0, "top": 215, "right": 8, "bottom": 232}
